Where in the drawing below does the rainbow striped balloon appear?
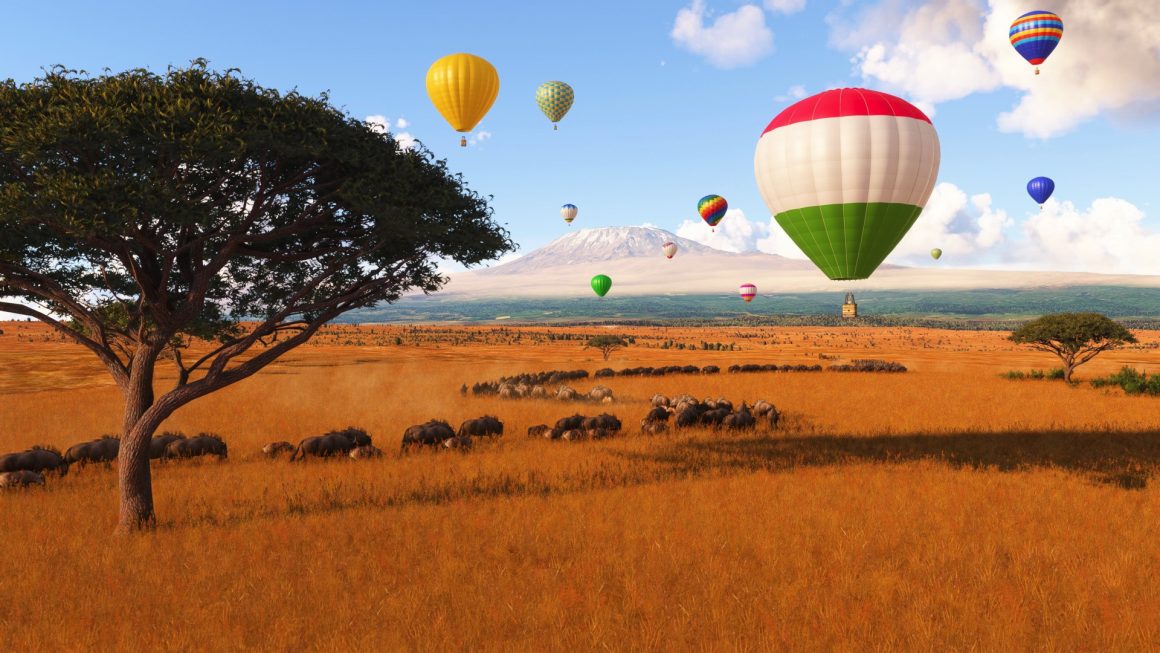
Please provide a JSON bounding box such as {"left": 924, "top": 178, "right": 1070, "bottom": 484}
{"left": 1009, "top": 10, "right": 1063, "bottom": 74}
{"left": 754, "top": 88, "right": 940, "bottom": 281}
{"left": 739, "top": 283, "right": 757, "bottom": 303}
{"left": 697, "top": 195, "right": 727, "bottom": 228}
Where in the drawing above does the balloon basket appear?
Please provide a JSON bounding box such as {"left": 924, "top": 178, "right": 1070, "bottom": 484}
{"left": 1035, "top": 67, "right": 1040, "bottom": 75}
{"left": 553, "top": 124, "right": 558, "bottom": 131}
{"left": 460, "top": 136, "right": 467, "bottom": 147}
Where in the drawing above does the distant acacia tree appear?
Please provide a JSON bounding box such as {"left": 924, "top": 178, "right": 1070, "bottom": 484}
{"left": 586, "top": 335, "right": 627, "bottom": 361}
{"left": 1009, "top": 313, "right": 1136, "bottom": 383}
{"left": 0, "top": 63, "right": 513, "bottom": 531}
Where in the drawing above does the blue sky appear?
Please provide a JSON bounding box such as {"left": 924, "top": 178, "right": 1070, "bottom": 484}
{"left": 2, "top": 0, "right": 1158, "bottom": 275}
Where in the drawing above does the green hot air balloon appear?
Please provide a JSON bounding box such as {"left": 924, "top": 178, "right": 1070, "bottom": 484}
{"left": 591, "top": 274, "right": 611, "bottom": 297}
{"left": 536, "top": 81, "right": 574, "bottom": 130}
{"left": 930, "top": 248, "right": 942, "bottom": 260}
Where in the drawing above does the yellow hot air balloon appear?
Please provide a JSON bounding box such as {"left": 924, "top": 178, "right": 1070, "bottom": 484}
{"left": 426, "top": 53, "right": 500, "bottom": 147}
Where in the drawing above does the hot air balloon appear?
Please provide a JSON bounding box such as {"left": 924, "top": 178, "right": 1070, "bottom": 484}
{"left": 1009, "top": 11, "right": 1063, "bottom": 75}
{"left": 536, "top": 81, "right": 574, "bottom": 130}
{"left": 930, "top": 248, "right": 942, "bottom": 260}
{"left": 698, "top": 195, "right": 727, "bottom": 231}
{"left": 561, "top": 204, "right": 578, "bottom": 225}
{"left": 591, "top": 274, "right": 612, "bottom": 298}
{"left": 426, "top": 53, "right": 500, "bottom": 147}
{"left": 1027, "top": 177, "right": 1054, "bottom": 207}
{"left": 754, "top": 88, "right": 941, "bottom": 281}
{"left": 739, "top": 283, "right": 757, "bottom": 303}
{"left": 662, "top": 242, "right": 679, "bottom": 259}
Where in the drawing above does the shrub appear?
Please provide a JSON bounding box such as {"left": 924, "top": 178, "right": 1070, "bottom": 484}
{"left": 1091, "top": 366, "right": 1160, "bottom": 396}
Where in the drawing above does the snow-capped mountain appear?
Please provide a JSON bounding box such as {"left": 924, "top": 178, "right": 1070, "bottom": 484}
{"left": 432, "top": 226, "right": 1160, "bottom": 298}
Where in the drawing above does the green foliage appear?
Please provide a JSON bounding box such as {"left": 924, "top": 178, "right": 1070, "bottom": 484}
{"left": 584, "top": 335, "right": 627, "bottom": 361}
{"left": 1010, "top": 313, "right": 1136, "bottom": 350}
{"left": 1091, "top": 367, "right": 1160, "bottom": 396}
{"left": 1004, "top": 370, "right": 1026, "bottom": 380}
{"left": 1047, "top": 368, "right": 1066, "bottom": 380}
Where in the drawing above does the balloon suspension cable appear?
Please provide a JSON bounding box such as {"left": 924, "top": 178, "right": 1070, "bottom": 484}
{"left": 460, "top": 136, "right": 467, "bottom": 147}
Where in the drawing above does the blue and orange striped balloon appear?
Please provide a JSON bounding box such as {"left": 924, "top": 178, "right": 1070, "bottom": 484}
{"left": 1009, "top": 10, "right": 1063, "bottom": 74}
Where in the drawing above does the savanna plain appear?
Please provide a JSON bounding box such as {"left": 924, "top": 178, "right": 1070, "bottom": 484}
{"left": 2, "top": 321, "right": 1159, "bottom": 651}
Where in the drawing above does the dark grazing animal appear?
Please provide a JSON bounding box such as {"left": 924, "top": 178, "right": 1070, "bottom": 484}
{"left": 644, "top": 406, "right": 671, "bottom": 422}
{"left": 457, "top": 415, "right": 504, "bottom": 438}
{"left": 582, "top": 413, "right": 622, "bottom": 434}
{"left": 289, "top": 428, "right": 372, "bottom": 461}
{"left": 0, "top": 470, "right": 45, "bottom": 488}
{"left": 0, "top": 446, "right": 68, "bottom": 477}
{"left": 63, "top": 436, "right": 120, "bottom": 468}
{"left": 349, "top": 444, "right": 384, "bottom": 459}
{"left": 165, "top": 434, "right": 229, "bottom": 460}
{"left": 699, "top": 408, "right": 730, "bottom": 427}
{"left": 262, "top": 441, "right": 295, "bottom": 457}
{"left": 401, "top": 420, "right": 456, "bottom": 452}
{"left": 527, "top": 424, "right": 551, "bottom": 438}
{"left": 723, "top": 403, "right": 757, "bottom": 431}
{"left": 150, "top": 433, "right": 186, "bottom": 460}
{"left": 550, "top": 414, "right": 587, "bottom": 439}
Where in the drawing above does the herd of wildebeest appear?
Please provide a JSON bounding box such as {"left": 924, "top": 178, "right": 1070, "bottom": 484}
{"left": 0, "top": 390, "right": 779, "bottom": 490}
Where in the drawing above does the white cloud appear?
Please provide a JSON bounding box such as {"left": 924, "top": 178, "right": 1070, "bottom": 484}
{"left": 774, "top": 84, "right": 808, "bottom": 102}
{"left": 467, "top": 131, "right": 491, "bottom": 147}
{"left": 890, "top": 182, "right": 1013, "bottom": 262}
{"left": 365, "top": 114, "right": 418, "bottom": 151}
{"left": 671, "top": 0, "right": 774, "bottom": 69}
{"left": 765, "top": 0, "right": 806, "bottom": 14}
{"left": 675, "top": 208, "right": 808, "bottom": 259}
{"left": 1020, "top": 197, "right": 1160, "bottom": 274}
{"left": 830, "top": 0, "right": 1160, "bottom": 138}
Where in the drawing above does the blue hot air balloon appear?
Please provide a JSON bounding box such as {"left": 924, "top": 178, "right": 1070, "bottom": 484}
{"left": 1027, "top": 177, "right": 1055, "bottom": 207}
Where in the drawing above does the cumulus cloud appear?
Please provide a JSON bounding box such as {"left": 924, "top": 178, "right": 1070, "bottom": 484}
{"left": 671, "top": 0, "right": 774, "bottom": 68}
{"left": 774, "top": 84, "right": 808, "bottom": 102}
{"left": 891, "top": 182, "right": 1013, "bottom": 262}
{"left": 830, "top": 0, "right": 1160, "bottom": 137}
{"left": 467, "top": 130, "right": 492, "bottom": 147}
{"left": 365, "top": 114, "right": 418, "bottom": 151}
{"left": 765, "top": 0, "right": 806, "bottom": 14}
{"left": 675, "top": 208, "right": 808, "bottom": 259}
{"left": 1019, "top": 198, "right": 1160, "bottom": 275}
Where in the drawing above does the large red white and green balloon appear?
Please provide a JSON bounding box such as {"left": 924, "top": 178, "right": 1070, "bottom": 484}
{"left": 754, "top": 88, "right": 941, "bottom": 281}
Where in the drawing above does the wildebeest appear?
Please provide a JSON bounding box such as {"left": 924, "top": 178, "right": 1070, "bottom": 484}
{"left": 582, "top": 413, "right": 622, "bottom": 434}
{"left": 165, "top": 433, "right": 229, "bottom": 460}
{"left": 723, "top": 403, "right": 756, "bottom": 431}
{"left": 401, "top": 420, "right": 456, "bottom": 452}
{"left": 556, "top": 386, "right": 578, "bottom": 401}
{"left": 700, "top": 408, "right": 730, "bottom": 427}
{"left": 0, "top": 446, "right": 68, "bottom": 477}
{"left": 644, "top": 406, "right": 671, "bottom": 422}
{"left": 63, "top": 435, "right": 120, "bottom": 468}
{"left": 587, "top": 386, "right": 614, "bottom": 402}
{"left": 349, "top": 444, "right": 384, "bottom": 459}
{"left": 650, "top": 394, "right": 670, "bottom": 407}
{"left": 290, "top": 428, "right": 371, "bottom": 461}
{"left": 559, "top": 429, "right": 586, "bottom": 442}
{"left": 150, "top": 433, "right": 186, "bottom": 460}
{"left": 457, "top": 415, "right": 504, "bottom": 438}
{"left": 442, "top": 435, "right": 473, "bottom": 450}
{"left": 527, "top": 424, "right": 551, "bottom": 438}
{"left": 550, "top": 414, "right": 587, "bottom": 439}
{"left": 262, "top": 441, "right": 295, "bottom": 457}
{"left": 640, "top": 419, "right": 668, "bottom": 435}
{"left": 0, "top": 470, "right": 45, "bottom": 488}
{"left": 751, "top": 400, "right": 775, "bottom": 418}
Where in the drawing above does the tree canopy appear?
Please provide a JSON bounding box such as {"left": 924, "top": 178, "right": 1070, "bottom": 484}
{"left": 0, "top": 62, "right": 514, "bottom": 530}
{"left": 1009, "top": 312, "right": 1136, "bottom": 383}
{"left": 586, "top": 335, "right": 627, "bottom": 361}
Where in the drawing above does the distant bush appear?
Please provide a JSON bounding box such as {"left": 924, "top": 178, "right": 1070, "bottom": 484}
{"left": 1091, "top": 367, "right": 1160, "bottom": 396}
{"left": 1004, "top": 370, "right": 1026, "bottom": 380}
{"left": 1003, "top": 368, "right": 1066, "bottom": 381}
{"left": 827, "top": 359, "right": 907, "bottom": 373}
{"left": 1047, "top": 368, "right": 1066, "bottom": 380}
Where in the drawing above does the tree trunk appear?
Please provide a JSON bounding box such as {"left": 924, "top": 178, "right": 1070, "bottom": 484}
{"left": 117, "top": 352, "right": 159, "bottom": 533}
{"left": 1063, "top": 358, "right": 1075, "bottom": 384}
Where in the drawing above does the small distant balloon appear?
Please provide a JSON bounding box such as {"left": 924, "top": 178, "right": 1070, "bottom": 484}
{"left": 591, "top": 274, "right": 612, "bottom": 298}
{"left": 1027, "top": 177, "right": 1054, "bottom": 206}
{"left": 536, "top": 81, "right": 574, "bottom": 130}
{"left": 739, "top": 283, "right": 757, "bottom": 303}
{"left": 662, "top": 242, "right": 678, "bottom": 259}
{"left": 561, "top": 204, "right": 578, "bottom": 225}
{"left": 1009, "top": 10, "right": 1063, "bottom": 75}
{"left": 930, "top": 248, "right": 942, "bottom": 260}
{"left": 698, "top": 195, "right": 727, "bottom": 231}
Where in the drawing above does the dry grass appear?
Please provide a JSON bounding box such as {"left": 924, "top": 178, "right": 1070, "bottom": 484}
{"left": 2, "top": 322, "right": 1160, "bottom": 650}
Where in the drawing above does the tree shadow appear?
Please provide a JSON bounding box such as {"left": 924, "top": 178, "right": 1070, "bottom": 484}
{"left": 625, "top": 429, "right": 1160, "bottom": 490}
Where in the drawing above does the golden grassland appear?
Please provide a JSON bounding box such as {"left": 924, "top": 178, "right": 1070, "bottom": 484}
{"left": 1, "top": 321, "right": 1159, "bottom": 650}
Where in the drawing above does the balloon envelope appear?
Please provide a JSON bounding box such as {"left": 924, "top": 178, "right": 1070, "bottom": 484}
{"left": 561, "top": 204, "right": 578, "bottom": 224}
{"left": 930, "top": 248, "right": 942, "bottom": 260}
{"left": 1027, "top": 177, "right": 1055, "bottom": 205}
{"left": 739, "top": 283, "right": 757, "bottom": 302}
{"left": 662, "top": 242, "right": 678, "bottom": 259}
{"left": 536, "top": 81, "right": 574, "bottom": 125}
{"left": 754, "top": 88, "right": 941, "bottom": 281}
{"left": 591, "top": 274, "right": 612, "bottom": 297}
{"left": 698, "top": 195, "right": 727, "bottom": 227}
{"left": 426, "top": 54, "right": 500, "bottom": 136}
{"left": 1009, "top": 11, "right": 1063, "bottom": 68}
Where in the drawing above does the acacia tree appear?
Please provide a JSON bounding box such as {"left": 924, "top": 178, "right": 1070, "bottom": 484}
{"left": 1009, "top": 312, "right": 1136, "bottom": 383}
{"left": 0, "top": 63, "right": 513, "bottom": 531}
{"left": 585, "top": 335, "right": 627, "bottom": 361}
